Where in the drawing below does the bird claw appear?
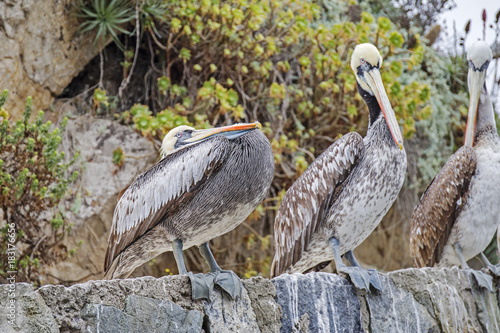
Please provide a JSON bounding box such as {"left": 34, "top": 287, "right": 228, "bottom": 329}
{"left": 367, "top": 269, "right": 384, "bottom": 291}
{"left": 485, "top": 264, "right": 500, "bottom": 277}
{"left": 338, "top": 266, "right": 371, "bottom": 291}
{"left": 467, "top": 269, "right": 494, "bottom": 292}
{"left": 211, "top": 269, "right": 243, "bottom": 299}
{"left": 188, "top": 272, "right": 215, "bottom": 301}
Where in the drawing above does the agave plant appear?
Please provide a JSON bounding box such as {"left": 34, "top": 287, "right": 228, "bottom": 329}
{"left": 76, "top": 0, "right": 135, "bottom": 50}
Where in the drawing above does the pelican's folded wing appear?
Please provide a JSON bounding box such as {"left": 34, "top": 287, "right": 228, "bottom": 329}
{"left": 410, "top": 145, "right": 477, "bottom": 267}
{"left": 271, "top": 132, "right": 365, "bottom": 277}
{"left": 104, "top": 137, "right": 228, "bottom": 273}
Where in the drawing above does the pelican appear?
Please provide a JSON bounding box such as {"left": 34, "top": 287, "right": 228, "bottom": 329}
{"left": 271, "top": 43, "right": 406, "bottom": 291}
{"left": 104, "top": 122, "right": 274, "bottom": 300}
{"left": 410, "top": 41, "right": 500, "bottom": 291}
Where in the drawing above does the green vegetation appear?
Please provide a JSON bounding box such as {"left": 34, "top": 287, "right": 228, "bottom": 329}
{"left": 71, "top": 0, "right": 498, "bottom": 276}
{"left": 76, "top": 0, "right": 135, "bottom": 50}
{"left": 117, "top": 0, "right": 431, "bottom": 183}
{"left": 0, "top": 91, "right": 79, "bottom": 284}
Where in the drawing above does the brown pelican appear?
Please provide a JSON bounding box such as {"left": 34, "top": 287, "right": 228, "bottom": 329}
{"left": 104, "top": 122, "right": 274, "bottom": 300}
{"left": 271, "top": 43, "right": 406, "bottom": 291}
{"left": 410, "top": 41, "right": 500, "bottom": 291}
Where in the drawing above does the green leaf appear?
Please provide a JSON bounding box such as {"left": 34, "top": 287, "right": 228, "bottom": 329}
{"left": 112, "top": 147, "right": 125, "bottom": 167}
{"left": 157, "top": 76, "right": 171, "bottom": 93}
{"left": 179, "top": 48, "right": 191, "bottom": 62}
{"left": 389, "top": 31, "right": 404, "bottom": 47}
{"left": 377, "top": 17, "right": 392, "bottom": 31}
{"left": 299, "top": 57, "right": 311, "bottom": 67}
{"left": 227, "top": 89, "right": 239, "bottom": 107}
{"left": 0, "top": 90, "right": 8, "bottom": 108}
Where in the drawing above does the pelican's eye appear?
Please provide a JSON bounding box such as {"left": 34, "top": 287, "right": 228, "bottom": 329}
{"left": 175, "top": 132, "right": 182, "bottom": 138}
{"left": 360, "top": 58, "right": 366, "bottom": 65}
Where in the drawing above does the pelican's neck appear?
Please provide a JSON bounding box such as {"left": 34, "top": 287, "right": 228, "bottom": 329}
{"left": 475, "top": 86, "right": 499, "bottom": 144}
{"left": 365, "top": 112, "right": 394, "bottom": 147}
{"left": 357, "top": 82, "right": 401, "bottom": 149}
{"left": 357, "top": 82, "right": 381, "bottom": 127}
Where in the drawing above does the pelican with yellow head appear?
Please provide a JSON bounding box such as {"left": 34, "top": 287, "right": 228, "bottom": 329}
{"left": 104, "top": 121, "right": 274, "bottom": 300}
{"left": 272, "top": 43, "right": 406, "bottom": 291}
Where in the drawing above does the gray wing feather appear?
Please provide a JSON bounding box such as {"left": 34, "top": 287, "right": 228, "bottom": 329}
{"left": 271, "top": 132, "right": 365, "bottom": 277}
{"left": 410, "top": 145, "right": 476, "bottom": 267}
{"left": 105, "top": 137, "right": 228, "bottom": 272}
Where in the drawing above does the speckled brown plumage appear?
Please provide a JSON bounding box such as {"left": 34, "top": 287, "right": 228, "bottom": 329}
{"left": 409, "top": 41, "right": 500, "bottom": 271}
{"left": 271, "top": 133, "right": 364, "bottom": 276}
{"left": 271, "top": 44, "right": 407, "bottom": 278}
{"left": 410, "top": 146, "right": 476, "bottom": 267}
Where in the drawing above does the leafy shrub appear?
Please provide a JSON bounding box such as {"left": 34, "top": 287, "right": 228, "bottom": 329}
{"left": 79, "top": 0, "right": 478, "bottom": 277}
{"left": 110, "top": 0, "right": 431, "bottom": 277}
{"left": 0, "top": 91, "right": 79, "bottom": 284}
{"left": 362, "top": 0, "right": 456, "bottom": 31}
{"left": 124, "top": 1, "right": 430, "bottom": 174}
{"left": 65, "top": 0, "right": 498, "bottom": 278}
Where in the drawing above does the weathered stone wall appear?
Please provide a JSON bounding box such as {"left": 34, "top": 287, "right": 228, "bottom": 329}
{"left": 1, "top": 268, "right": 499, "bottom": 332}
{"left": 0, "top": 0, "right": 101, "bottom": 119}
{"left": 43, "top": 109, "right": 157, "bottom": 284}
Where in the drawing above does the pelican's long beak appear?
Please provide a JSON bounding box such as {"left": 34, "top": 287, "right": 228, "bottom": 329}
{"left": 363, "top": 69, "right": 404, "bottom": 150}
{"left": 464, "top": 67, "right": 487, "bottom": 147}
{"left": 185, "top": 122, "right": 261, "bottom": 143}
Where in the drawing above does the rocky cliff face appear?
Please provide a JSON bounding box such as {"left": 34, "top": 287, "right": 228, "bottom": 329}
{"left": 0, "top": 0, "right": 101, "bottom": 119}
{"left": 1, "top": 268, "right": 499, "bottom": 332}
{"left": 43, "top": 110, "right": 157, "bottom": 284}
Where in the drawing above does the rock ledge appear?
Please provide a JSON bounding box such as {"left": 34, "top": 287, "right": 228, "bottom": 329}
{"left": 1, "top": 268, "right": 499, "bottom": 332}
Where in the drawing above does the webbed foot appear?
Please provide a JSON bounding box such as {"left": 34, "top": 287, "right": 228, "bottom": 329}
{"left": 212, "top": 269, "right": 243, "bottom": 299}
{"left": 475, "top": 252, "right": 500, "bottom": 277}
{"left": 455, "top": 245, "right": 494, "bottom": 292}
{"left": 485, "top": 264, "right": 500, "bottom": 277}
{"left": 188, "top": 272, "right": 215, "bottom": 300}
{"left": 338, "top": 266, "right": 371, "bottom": 291}
{"left": 467, "top": 269, "right": 494, "bottom": 292}
{"left": 367, "top": 268, "right": 383, "bottom": 291}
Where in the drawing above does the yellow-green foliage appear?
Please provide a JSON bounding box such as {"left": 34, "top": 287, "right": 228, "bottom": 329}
{"left": 75, "top": 0, "right": 437, "bottom": 278}
{"left": 127, "top": 0, "right": 430, "bottom": 187}
{"left": 111, "top": 0, "right": 433, "bottom": 277}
